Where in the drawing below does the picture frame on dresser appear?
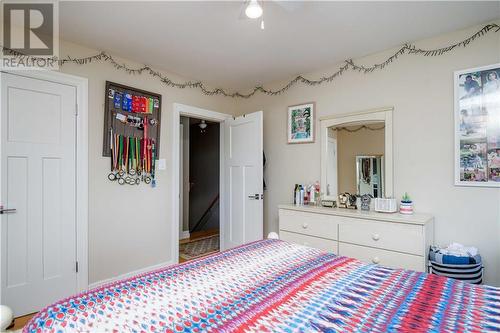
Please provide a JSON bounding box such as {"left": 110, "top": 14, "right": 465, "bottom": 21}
{"left": 454, "top": 63, "right": 500, "bottom": 187}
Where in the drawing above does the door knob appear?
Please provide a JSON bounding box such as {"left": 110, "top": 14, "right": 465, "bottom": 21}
{"left": 0, "top": 208, "right": 16, "bottom": 214}
{"left": 248, "top": 194, "right": 263, "bottom": 200}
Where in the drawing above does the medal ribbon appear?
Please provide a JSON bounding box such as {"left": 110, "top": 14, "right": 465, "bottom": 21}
{"left": 119, "top": 135, "right": 124, "bottom": 171}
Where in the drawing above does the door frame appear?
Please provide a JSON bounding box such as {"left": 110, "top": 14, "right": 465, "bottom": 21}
{"left": 171, "top": 103, "right": 231, "bottom": 263}
{"left": 0, "top": 70, "right": 89, "bottom": 294}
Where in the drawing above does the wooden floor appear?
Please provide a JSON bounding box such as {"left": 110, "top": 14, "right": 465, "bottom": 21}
{"left": 8, "top": 312, "right": 36, "bottom": 331}
{"left": 179, "top": 228, "right": 219, "bottom": 263}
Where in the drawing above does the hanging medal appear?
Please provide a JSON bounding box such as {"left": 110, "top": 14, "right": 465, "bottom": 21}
{"left": 148, "top": 97, "right": 154, "bottom": 114}
{"left": 132, "top": 95, "right": 140, "bottom": 113}
{"left": 129, "top": 137, "right": 136, "bottom": 176}
{"left": 151, "top": 140, "right": 156, "bottom": 188}
{"left": 113, "top": 92, "right": 122, "bottom": 109}
{"left": 136, "top": 137, "right": 141, "bottom": 177}
{"left": 143, "top": 118, "right": 151, "bottom": 184}
{"left": 117, "top": 135, "right": 125, "bottom": 184}
{"left": 139, "top": 96, "right": 147, "bottom": 113}
{"left": 108, "top": 129, "right": 117, "bottom": 181}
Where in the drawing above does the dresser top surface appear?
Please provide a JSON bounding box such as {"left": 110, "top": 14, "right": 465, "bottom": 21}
{"left": 278, "top": 204, "right": 433, "bottom": 225}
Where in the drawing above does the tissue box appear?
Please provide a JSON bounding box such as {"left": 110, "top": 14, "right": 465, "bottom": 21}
{"left": 374, "top": 198, "right": 398, "bottom": 213}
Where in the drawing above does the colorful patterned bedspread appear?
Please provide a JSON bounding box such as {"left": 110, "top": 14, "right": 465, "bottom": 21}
{"left": 25, "top": 240, "right": 500, "bottom": 332}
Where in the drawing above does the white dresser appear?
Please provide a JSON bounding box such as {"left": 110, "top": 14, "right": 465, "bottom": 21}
{"left": 278, "top": 204, "right": 434, "bottom": 272}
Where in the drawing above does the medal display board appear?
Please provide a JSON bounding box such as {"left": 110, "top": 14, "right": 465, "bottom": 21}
{"left": 103, "top": 81, "right": 162, "bottom": 186}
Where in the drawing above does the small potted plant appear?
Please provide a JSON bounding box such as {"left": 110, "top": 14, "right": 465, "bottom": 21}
{"left": 399, "top": 192, "right": 414, "bottom": 215}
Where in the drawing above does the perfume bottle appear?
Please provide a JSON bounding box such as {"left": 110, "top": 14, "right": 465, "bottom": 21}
{"left": 293, "top": 184, "right": 299, "bottom": 205}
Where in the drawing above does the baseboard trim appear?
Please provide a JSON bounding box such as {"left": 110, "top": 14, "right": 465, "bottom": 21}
{"left": 179, "top": 230, "right": 190, "bottom": 240}
{"left": 88, "top": 260, "right": 174, "bottom": 290}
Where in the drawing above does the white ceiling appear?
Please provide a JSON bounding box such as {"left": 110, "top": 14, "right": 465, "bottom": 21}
{"left": 60, "top": 1, "right": 500, "bottom": 89}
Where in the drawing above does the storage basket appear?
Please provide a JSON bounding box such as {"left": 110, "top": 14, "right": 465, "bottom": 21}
{"left": 429, "top": 261, "right": 483, "bottom": 284}
{"left": 428, "top": 245, "right": 483, "bottom": 284}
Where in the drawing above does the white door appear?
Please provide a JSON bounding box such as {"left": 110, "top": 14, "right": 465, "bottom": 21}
{"left": 223, "top": 111, "right": 263, "bottom": 249}
{"left": 326, "top": 136, "right": 337, "bottom": 197}
{"left": 179, "top": 123, "right": 184, "bottom": 238}
{"left": 1, "top": 72, "right": 78, "bottom": 316}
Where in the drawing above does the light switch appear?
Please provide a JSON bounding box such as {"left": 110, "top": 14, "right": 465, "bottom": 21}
{"left": 157, "top": 159, "right": 166, "bottom": 170}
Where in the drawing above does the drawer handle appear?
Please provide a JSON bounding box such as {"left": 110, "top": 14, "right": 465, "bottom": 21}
{"left": 372, "top": 233, "right": 380, "bottom": 241}
{"left": 302, "top": 223, "right": 308, "bottom": 229}
{"left": 372, "top": 257, "right": 380, "bottom": 264}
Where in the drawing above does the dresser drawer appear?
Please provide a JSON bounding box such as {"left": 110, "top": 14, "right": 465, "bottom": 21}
{"left": 339, "top": 242, "right": 425, "bottom": 272}
{"left": 338, "top": 219, "right": 423, "bottom": 255}
{"left": 280, "top": 231, "right": 338, "bottom": 253}
{"left": 279, "top": 209, "right": 338, "bottom": 240}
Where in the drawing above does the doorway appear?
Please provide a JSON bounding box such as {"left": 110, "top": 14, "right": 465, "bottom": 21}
{"left": 171, "top": 103, "right": 264, "bottom": 265}
{"left": 179, "top": 116, "right": 220, "bottom": 262}
{"left": 172, "top": 104, "right": 229, "bottom": 264}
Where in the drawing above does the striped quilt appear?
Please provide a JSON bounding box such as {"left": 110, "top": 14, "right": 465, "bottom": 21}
{"left": 25, "top": 239, "right": 500, "bottom": 332}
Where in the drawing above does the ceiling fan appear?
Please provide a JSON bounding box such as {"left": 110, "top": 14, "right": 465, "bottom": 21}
{"left": 239, "top": 0, "right": 303, "bottom": 30}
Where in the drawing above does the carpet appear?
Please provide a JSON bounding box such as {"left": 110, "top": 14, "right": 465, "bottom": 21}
{"left": 179, "top": 235, "right": 219, "bottom": 260}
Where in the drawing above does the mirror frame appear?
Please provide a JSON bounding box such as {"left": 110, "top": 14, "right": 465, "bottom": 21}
{"left": 320, "top": 107, "right": 394, "bottom": 201}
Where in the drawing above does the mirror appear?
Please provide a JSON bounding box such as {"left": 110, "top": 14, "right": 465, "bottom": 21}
{"left": 320, "top": 107, "right": 393, "bottom": 201}
{"left": 356, "top": 155, "right": 384, "bottom": 197}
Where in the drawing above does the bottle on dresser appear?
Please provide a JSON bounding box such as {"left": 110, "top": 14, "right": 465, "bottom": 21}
{"left": 294, "top": 182, "right": 320, "bottom": 206}
{"left": 293, "top": 184, "right": 299, "bottom": 205}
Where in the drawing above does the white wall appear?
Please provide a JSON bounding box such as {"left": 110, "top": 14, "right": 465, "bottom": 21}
{"left": 58, "top": 41, "right": 238, "bottom": 284}
{"left": 237, "top": 22, "right": 500, "bottom": 286}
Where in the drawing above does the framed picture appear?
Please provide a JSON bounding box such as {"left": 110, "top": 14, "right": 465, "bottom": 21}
{"left": 287, "top": 102, "right": 315, "bottom": 144}
{"left": 454, "top": 63, "right": 500, "bottom": 187}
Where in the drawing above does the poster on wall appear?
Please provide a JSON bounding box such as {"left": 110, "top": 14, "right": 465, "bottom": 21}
{"left": 455, "top": 63, "right": 500, "bottom": 187}
{"left": 287, "top": 102, "right": 315, "bottom": 144}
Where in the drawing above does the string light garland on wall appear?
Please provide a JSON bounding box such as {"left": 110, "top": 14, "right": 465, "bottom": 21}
{"left": 2, "top": 23, "right": 498, "bottom": 99}
{"left": 333, "top": 125, "right": 385, "bottom": 133}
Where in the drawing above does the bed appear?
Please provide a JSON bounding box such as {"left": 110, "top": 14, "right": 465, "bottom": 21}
{"left": 25, "top": 239, "right": 500, "bottom": 332}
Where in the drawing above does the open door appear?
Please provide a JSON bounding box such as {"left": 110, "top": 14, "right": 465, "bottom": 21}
{"left": 223, "top": 111, "right": 263, "bottom": 250}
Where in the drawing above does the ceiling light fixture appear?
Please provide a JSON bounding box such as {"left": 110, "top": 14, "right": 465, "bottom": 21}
{"left": 245, "top": 0, "right": 263, "bottom": 19}
{"left": 199, "top": 120, "right": 207, "bottom": 133}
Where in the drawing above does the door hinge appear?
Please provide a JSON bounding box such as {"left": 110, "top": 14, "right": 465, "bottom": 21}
{"left": 75, "top": 261, "right": 79, "bottom": 273}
